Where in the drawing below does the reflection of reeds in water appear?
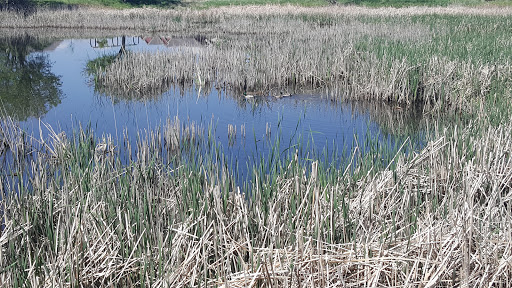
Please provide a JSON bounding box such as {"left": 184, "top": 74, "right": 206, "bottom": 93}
{"left": 349, "top": 100, "right": 425, "bottom": 136}
{"left": 93, "top": 78, "right": 175, "bottom": 101}
{"left": 227, "top": 123, "right": 236, "bottom": 146}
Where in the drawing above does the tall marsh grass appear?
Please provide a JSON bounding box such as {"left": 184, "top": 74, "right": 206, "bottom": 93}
{"left": 71, "top": 6, "right": 512, "bottom": 112}
{"left": 1, "top": 6, "right": 512, "bottom": 32}
{"left": 1, "top": 110, "right": 512, "bottom": 286}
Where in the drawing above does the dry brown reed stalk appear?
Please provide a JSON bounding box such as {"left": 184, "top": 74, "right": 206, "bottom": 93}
{"left": 227, "top": 124, "right": 236, "bottom": 146}
{"left": 240, "top": 123, "right": 245, "bottom": 139}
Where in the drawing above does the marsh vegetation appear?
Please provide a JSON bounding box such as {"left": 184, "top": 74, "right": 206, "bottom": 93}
{"left": 68, "top": 6, "right": 512, "bottom": 115}
{"left": 0, "top": 5, "right": 512, "bottom": 287}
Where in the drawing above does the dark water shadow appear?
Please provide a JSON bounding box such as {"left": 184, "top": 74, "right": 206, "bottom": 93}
{"left": 33, "top": 1, "right": 81, "bottom": 10}
{"left": 0, "top": 0, "right": 36, "bottom": 15}
{"left": 350, "top": 100, "right": 425, "bottom": 137}
{"left": 0, "top": 34, "right": 63, "bottom": 121}
{"left": 123, "top": 0, "right": 185, "bottom": 7}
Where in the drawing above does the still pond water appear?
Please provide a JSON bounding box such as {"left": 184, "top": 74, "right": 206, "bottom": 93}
{"left": 0, "top": 35, "right": 425, "bottom": 175}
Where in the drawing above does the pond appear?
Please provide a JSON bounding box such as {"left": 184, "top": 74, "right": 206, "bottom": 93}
{"left": 0, "top": 34, "right": 426, "bottom": 179}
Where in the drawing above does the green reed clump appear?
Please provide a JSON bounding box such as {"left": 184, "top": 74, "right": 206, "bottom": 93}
{"left": 86, "top": 53, "right": 118, "bottom": 74}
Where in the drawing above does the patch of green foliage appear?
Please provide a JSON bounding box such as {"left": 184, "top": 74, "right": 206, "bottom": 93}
{"left": 86, "top": 53, "right": 118, "bottom": 78}
{"left": 352, "top": 14, "right": 512, "bottom": 64}
{"left": 351, "top": 14, "right": 512, "bottom": 123}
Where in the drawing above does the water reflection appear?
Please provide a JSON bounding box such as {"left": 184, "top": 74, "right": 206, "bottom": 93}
{"left": 90, "top": 36, "right": 140, "bottom": 50}
{"left": 0, "top": 35, "right": 63, "bottom": 121}
{"left": 350, "top": 101, "right": 425, "bottom": 137}
{"left": 142, "top": 36, "right": 203, "bottom": 47}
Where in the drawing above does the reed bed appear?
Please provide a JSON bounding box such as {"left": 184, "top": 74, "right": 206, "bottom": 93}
{"left": 75, "top": 7, "right": 512, "bottom": 111}
{"left": 1, "top": 5, "right": 512, "bottom": 31}
{"left": 1, "top": 107, "right": 512, "bottom": 286}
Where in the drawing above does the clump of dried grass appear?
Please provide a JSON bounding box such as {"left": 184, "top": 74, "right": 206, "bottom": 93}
{"left": 92, "top": 36, "right": 511, "bottom": 112}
